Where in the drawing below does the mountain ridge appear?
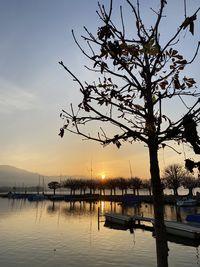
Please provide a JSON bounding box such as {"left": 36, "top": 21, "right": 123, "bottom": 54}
{"left": 0, "top": 165, "right": 48, "bottom": 187}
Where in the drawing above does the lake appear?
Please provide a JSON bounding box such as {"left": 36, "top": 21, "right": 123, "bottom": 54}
{"left": 0, "top": 198, "right": 200, "bottom": 267}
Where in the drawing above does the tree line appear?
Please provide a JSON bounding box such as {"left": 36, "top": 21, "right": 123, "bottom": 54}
{"left": 48, "top": 164, "right": 200, "bottom": 196}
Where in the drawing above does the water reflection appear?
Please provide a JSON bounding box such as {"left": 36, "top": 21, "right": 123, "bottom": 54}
{"left": 3, "top": 198, "right": 200, "bottom": 223}
{"left": 1, "top": 198, "right": 200, "bottom": 267}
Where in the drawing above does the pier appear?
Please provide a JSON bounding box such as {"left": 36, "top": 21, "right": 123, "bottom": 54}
{"left": 104, "top": 213, "right": 200, "bottom": 240}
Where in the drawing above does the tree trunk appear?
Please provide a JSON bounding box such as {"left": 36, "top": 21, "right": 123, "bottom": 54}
{"left": 173, "top": 187, "right": 178, "bottom": 196}
{"left": 188, "top": 187, "right": 193, "bottom": 196}
{"left": 149, "top": 188, "right": 152, "bottom": 196}
{"left": 149, "top": 143, "right": 168, "bottom": 267}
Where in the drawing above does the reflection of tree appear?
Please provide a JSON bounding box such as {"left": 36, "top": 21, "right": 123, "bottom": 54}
{"left": 110, "top": 201, "right": 117, "bottom": 213}
{"left": 47, "top": 201, "right": 59, "bottom": 214}
{"left": 61, "top": 201, "right": 97, "bottom": 217}
{"left": 175, "top": 206, "right": 182, "bottom": 222}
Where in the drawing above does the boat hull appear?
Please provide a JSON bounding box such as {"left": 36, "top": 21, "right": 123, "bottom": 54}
{"left": 176, "top": 199, "right": 197, "bottom": 207}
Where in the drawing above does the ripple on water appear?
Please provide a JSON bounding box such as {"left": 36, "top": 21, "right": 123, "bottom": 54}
{"left": 0, "top": 199, "right": 200, "bottom": 267}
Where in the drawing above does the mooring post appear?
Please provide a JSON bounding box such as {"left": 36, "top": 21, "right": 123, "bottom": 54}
{"left": 98, "top": 207, "right": 100, "bottom": 231}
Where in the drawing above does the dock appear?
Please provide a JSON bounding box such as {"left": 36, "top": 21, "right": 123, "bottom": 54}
{"left": 104, "top": 213, "right": 200, "bottom": 240}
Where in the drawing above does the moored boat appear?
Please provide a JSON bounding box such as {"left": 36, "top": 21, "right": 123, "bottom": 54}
{"left": 176, "top": 197, "right": 197, "bottom": 207}
{"left": 27, "top": 194, "right": 45, "bottom": 201}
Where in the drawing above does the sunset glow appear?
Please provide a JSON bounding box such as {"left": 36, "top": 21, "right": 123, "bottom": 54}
{"left": 0, "top": 0, "right": 199, "bottom": 182}
{"left": 101, "top": 174, "right": 106, "bottom": 180}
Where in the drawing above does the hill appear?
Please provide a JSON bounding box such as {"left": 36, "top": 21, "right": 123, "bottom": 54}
{"left": 0, "top": 165, "right": 43, "bottom": 187}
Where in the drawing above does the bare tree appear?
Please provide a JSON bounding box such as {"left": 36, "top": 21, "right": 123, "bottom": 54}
{"left": 105, "top": 178, "right": 118, "bottom": 195}
{"left": 162, "top": 164, "right": 186, "bottom": 196}
{"left": 142, "top": 178, "right": 152, "bottom": 195}
{"left": 128, "top": 176, "right": 142, "bottom": 195}
{"left": 115, "top": 177, "right": 128, "bottom": 195}
{"left": 59, "top": 1, "right": 200, "bottom": 266}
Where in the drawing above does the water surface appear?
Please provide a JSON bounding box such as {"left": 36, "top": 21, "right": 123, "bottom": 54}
{"left": 0, "top": 198, "right": 200, "bottom": 267}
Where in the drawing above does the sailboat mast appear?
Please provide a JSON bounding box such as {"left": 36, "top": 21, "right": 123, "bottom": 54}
{"left": 129, "top": 160, "right": 133, "bottom": 179}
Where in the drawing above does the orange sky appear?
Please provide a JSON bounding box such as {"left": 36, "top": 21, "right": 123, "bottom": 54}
{"left": 0, "top": 0, "right": 200, "bottom": 180}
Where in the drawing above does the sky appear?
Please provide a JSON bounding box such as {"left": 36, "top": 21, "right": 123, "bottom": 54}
{"left": 0, "top": 0, "right": 200, "bottom": 180}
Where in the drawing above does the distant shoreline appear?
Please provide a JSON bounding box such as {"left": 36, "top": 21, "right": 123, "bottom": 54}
{"left": 0, "top": 192, "right": 198, "bottom": 205}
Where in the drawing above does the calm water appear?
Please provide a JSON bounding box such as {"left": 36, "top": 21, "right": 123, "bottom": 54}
{"left": 0, "top": 198, "right": 200, "bottom": 267}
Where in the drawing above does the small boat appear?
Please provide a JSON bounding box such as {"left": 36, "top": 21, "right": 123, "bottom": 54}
{"left": 176, "top": 197, "right": 197, "bottom": 207}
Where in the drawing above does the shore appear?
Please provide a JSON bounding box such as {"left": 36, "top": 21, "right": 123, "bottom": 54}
{"left": 0, "top": 192, "right": 199, "bottom": 204}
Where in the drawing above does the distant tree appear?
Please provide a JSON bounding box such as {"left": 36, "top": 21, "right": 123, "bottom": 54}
{"left": 77, "top": 179, "right": 85, "bottom": 195}
{"left": 48, "top": 181, "right": 60, "bottom": 195}
{"left": 98, "top": 179, "right": 106, "bottom": 195}
{"left": 162, "top": 164, "right": 186, "bottom": 196}
{"left": 106, "top": 178, "right": 118, "bottom": 195}
{"left": 62, "top": 179, "right": 78, "bottom": 195}
{"left": 128, "top": 177, "right": 142, "bottom": 195}
{"left": 115, "top": 177, "right": 128, "bottom": 195}
{"left": 142, "top": 179, "right": 152, "bottom": 196}
{"left": 84, "top": 178, "right": 97, "bottom": 194}
{"left": 59, "top": 1, "right": 200, "bottom": 266}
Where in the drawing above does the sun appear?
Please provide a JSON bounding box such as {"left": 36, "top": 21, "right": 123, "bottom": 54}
{"left": 101, "top": 174, "right": 106, "bottom": 180}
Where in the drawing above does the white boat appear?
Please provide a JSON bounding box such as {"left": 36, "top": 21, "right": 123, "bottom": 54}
{"left": 176, "top": 197, "right": 197, "bottom": 207}
{"left": 165, "top": 221, "right": 200, "bottom": 239}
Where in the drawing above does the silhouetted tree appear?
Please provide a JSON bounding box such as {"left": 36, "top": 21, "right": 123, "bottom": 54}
{"left": 98, "top": 179, "right": 106, "bottom": 195}
{"left": 77, "top": 179, "right": 85, "bottom": 195}
{"left": 162, "top": 164, "right": 186, "bottom": 196}
{"left": 59, "top": 1, "right": 200, "bottom": 266}
{"left": 142, "top": 178, "right": 152, "bottom": 195}
{"left": 106, "top": 178, "right": 118, "bottom": 195}
{"left": 128, "top": 177, "right": 142, "bottom": 195}
{"left": 63, "top": 179, "right": 78, "bottom": 195}
{"left": 48, "top": 181, "right": 60, "bottom": 195}
{"left": 115, "top": 177, "right": 128, "bottom": 195}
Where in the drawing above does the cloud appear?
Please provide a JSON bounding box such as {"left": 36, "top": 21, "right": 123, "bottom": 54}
{"left": 0, "top": 79, "right": 37, "bottom": 113}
